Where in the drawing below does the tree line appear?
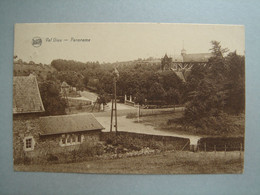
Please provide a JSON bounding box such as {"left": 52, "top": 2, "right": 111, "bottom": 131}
{"left": 19, "top": 40, "right": 245, "bottom": 136}
{"left": 178, "top": 41, "right": 245, "bottom": 134}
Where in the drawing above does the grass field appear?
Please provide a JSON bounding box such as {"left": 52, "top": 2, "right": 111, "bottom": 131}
{"left": 14, "top": 151, "right": 243, "bottom": 174}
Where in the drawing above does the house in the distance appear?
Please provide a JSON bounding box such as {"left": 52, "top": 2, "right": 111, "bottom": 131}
{"left": 13, "top": 74, "right": 104, "bottom": 164}
{"left": 162, "top": 48, "right": 214, "bottom": 82}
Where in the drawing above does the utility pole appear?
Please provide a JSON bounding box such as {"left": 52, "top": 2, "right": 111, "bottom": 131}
{"left": 61, "top": 81, "right": 70, "bottom": 113}
{"left": 110, "top": 68, "right": 119, "bottom": 133}
{"left": 137, "top": 103, "right": 140, "bottom": 123}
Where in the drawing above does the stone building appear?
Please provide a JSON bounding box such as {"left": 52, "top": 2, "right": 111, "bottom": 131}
{"left": 13, "top": 74, "right": 104, "bottom": 164}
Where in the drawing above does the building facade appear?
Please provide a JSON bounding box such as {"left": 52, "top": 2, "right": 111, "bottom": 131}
{"left": 13, "top": 74, "right": 104, "bottom": 164}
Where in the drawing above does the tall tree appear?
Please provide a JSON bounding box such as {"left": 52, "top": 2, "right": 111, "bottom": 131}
{"left": 166, "top": 88, "right": 180, "bottom": 110}
{"left": 38, "top": 80, "right": 67, "bottom": 116}
{"left": 148, "top": 82, "right": 166, "bottom": 101}
{"left": 181, "top": 41, "right": 244, "bottom": 133}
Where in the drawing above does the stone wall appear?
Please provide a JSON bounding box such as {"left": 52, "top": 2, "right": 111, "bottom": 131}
{"left": 100, "top": 131, "right": 190, "bottom": 151}
{"left": 13, "top": 113, "right": 42, "bottom": 164}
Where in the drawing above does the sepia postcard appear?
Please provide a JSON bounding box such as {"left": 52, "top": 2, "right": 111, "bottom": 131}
{"left": 13, "top": 23, "right": 245, "bottom": 174}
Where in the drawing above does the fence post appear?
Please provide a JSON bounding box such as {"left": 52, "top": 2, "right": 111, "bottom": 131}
{"left": 214, "top": 145, "right": 216, "bottom": 154}
{"left": 204, "top": 143, "right": 206, "bottom": 152}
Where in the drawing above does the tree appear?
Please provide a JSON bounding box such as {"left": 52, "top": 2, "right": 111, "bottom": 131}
{"left": 166, "top": 88, "right": 180, "bottom": 110}
{"left": 224, "top": 51, "right": 245, "bottom": 114}
{"left": 210, "top": 41, "right": 229, "bottom": 58}
{"left": 159, "top": 71, "right": 183, "bottom": 91}
{"left": 135, "top": 92, "right": 146, "bottom": 105}
{"left": 148, "top": 82, "right": 166, "bottom": 101}
{"left": 38, "top": 80, "right": 67, "bottom": 116}
{"left": 83, "top": 75, "right": 89, "bottom": 88}
{"left": 180, "top": 40, "right": 245, "bottom": 133}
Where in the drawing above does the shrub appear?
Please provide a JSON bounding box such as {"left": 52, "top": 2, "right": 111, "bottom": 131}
{"left": 126, "top": 113, "right": 137, "bottom": 119}
{"left": 78, "top": 141, "right": 104, "bottom": 157}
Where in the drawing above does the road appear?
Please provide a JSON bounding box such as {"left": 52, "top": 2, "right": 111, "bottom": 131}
{"left": 79, "top": 91, "right": 98, "bottom": 102}
{"left": 92, "top": 102, "right": 200, "bottom": 145}
{"left": 78, "top": 90, "right": 200, "bottom": 145}
{"left": 96, "top": 115, "right": 200, "bottom": 145}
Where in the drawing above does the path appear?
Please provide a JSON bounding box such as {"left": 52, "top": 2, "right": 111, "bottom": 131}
{"left": 77, "top": 91, "right": 201, "bottom": 145}
{"left": 96, "top": 116, "right": 200, "bottom": 145}
{"left": 79, "top": 91, "right": 98, "bottom": 102}
{"left": 92, "top": 102, "right": 200, "bottom": 145}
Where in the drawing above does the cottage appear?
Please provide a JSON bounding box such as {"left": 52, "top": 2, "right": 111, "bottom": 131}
{"left": 13, "top": 74, "right": 104, "bottom": 164}
{"left": 39, "top": 114, "right": 104, "bottom": 149}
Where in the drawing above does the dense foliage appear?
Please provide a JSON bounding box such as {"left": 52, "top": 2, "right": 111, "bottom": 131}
{"left": 49, "top": 59, "right": 183, "bottom": 107}
{"left": 38, "top": 76, "right": 67, "bottom": 116}
{"left": 181, "top": 41, "right": 245, "bottom": 133}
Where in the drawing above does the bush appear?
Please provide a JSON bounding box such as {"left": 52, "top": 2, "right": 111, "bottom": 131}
{"left": 78, "top": 141, "right": 104, "bottom": 157}
{"left": 126, "top": 113, "right": 137, "bottom": 119}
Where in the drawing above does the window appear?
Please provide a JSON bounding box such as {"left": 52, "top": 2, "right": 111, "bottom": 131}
{"left": 66, "top": 135, "right": 71, "bottom": 144}
{"left": 23, "top": 136, "right": 35, "bottom": 151}
{"left": 25, "top": 138, "right": 32, "bottom": 149}
{"left": 60, "top": 134, "right": 84, "bottom": 147}
{"left": 77, "top": 134, "right": 81, "bottom": 143}
{"left": 71, "top": 135, "right": 76, "bottom": 143}
{"left": 61, "top": 137, "right": 66, "bottom": 145}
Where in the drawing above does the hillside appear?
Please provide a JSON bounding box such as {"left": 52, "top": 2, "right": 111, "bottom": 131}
{"left": 13, "top": 62, "right": 56, "bottom": 80}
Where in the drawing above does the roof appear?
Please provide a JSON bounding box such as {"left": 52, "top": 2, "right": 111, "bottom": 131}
{"left": 40, "top": 113, "right": 104, "bottom": 135}
{"left": 183, "top": 53, "right": 213, "bottom": 62}
{"left": 13, "top": 74, "right": 45, "bottom": 114}
{"left": 171, "top": 55, "right": 183, "bottom": 62}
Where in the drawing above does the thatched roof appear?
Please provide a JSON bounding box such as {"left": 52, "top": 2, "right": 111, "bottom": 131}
{"left": 13, "top": 74, "right": 45, "bottom": 114}
{"left": 40, "top": 113, "right": 104, "bottom": 135}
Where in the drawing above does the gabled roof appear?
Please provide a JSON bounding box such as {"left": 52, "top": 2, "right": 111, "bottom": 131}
{"left": 40, "top": 113, "right": 104, "bottom": 135}
{"left": 13, "top": 74, "right": 45, "bottom": 114}
{"left": 183, "top": 53, "right": 213, "bottom": 62}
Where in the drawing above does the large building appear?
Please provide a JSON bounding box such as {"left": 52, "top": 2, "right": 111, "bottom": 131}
{"left": 162, "top": 48, "right": 213, "bottom": 82}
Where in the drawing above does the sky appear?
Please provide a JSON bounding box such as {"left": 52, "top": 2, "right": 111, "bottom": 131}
{"left": 14, "top": 23, "right": 245, "bottom": 64}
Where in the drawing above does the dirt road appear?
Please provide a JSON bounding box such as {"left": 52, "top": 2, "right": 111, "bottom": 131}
{"left": 91, "top": 102, "right": 200, "bottom": 145}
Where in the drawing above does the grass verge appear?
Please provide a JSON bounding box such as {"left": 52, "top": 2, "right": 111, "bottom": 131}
{"left": 14, "top": 151, "right": 243, "bottom": 174}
